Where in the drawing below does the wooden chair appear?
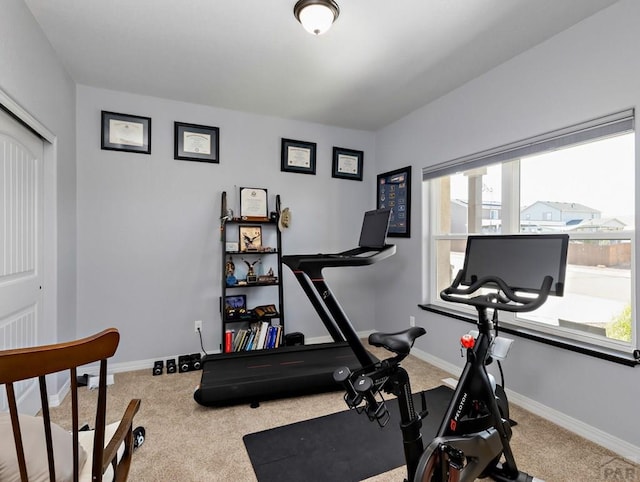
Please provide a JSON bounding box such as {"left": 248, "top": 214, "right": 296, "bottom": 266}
{"left": 0, "top": 328, "right": 141, "bottom": 482}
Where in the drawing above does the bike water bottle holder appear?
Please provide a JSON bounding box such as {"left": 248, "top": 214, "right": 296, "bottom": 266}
{"left": 333, "top": 366, "right": 392, "bottom": 427}
{"left": 365, "top": 396, "right": 390, "bottom": 427}
{"left": 354, "top": 374, "right": 390, "bottom": 427}
{"left": 333, "top": 366, "right": 364, "bottom": 409}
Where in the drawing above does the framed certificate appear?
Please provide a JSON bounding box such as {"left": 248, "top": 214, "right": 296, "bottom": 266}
{"left": 377, "top": 166, "right": 412, "bottom": 238}
{"left": 281, "top": 138, "right": 316, "bottom": 175}
{"left": 240, "top": 187, "right": 268, "bottom": 219}
{"left": 332, "top": 147, "right": 363, "bottom": 181}
{"left": 174, "top": 122, "right": 219, "bottom": 163}
{"left": 101, "top": 111, "right": 151, "bottom": 154}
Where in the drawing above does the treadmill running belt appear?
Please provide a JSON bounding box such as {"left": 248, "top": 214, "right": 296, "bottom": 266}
{"left": 194, "top": 343, "right": 365, "bottom": 407}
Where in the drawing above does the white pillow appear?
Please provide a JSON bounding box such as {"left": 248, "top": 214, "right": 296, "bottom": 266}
{"left": 0, "top": 412, "right": 87, "bottom": 482}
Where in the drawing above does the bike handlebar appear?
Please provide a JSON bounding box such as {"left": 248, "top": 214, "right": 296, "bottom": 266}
{"left": 440, "top": 272, "right": 554, "bottom": 313}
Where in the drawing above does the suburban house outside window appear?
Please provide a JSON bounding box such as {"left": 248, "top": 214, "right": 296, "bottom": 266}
{"left": 423, "top": 110, "right": 637, "bottom": 360}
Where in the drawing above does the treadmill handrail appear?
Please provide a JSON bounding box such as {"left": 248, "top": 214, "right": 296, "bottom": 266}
{"left": 282, "top": 243, "right": 396, "bottom": 368}
{"left": 282, "top": 244, "right": 396, "bottom": 271}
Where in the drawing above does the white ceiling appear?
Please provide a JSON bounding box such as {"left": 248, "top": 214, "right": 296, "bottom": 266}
{"left": 25, "top": 0, "right": 619, "bottom": 131}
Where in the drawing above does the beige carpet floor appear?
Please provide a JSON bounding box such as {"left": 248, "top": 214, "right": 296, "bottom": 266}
{"left": 49, "top": 348, "right": 638, "bottom": 481}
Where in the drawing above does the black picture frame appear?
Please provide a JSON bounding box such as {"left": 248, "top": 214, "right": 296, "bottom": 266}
{"left": 101, "top": 111, "right": 151, "bottom": 154}
{"left": 174, "top": 122, "right": 219, "bottom": 163}
{"left": 225, "top": 294, "right": 247, "bottom": 310}
{"left": 281, "top": 138, "right": 316, "bottom": 175}
{"left": 332, "top": 147, "right": 363, "bottom": 181}
{"left": 377, "top": 166, "right": 412, "bottom": 238}
{"left": 239, "top": 187, "right": 268, "bottom": 219}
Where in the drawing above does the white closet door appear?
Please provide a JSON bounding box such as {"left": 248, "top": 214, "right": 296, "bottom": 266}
{"left": 0, "top": 107, "right": 44, "bottom": 413}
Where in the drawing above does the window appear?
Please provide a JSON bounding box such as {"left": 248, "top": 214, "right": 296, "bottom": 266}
{"left": 424, "top": 110, "right": 637, "bottom": 359}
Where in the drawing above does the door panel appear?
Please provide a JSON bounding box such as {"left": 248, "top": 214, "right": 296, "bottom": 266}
{"left": 0, "top": 108, "right": 44, "bottom": 412}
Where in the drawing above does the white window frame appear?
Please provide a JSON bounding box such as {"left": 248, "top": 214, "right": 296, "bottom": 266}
{"left": 422, "top": 110, "right": 639, "bottom": 362}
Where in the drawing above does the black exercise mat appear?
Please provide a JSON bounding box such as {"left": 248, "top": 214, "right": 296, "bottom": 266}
{"left": 243, "top": 385, "right": 453, "bottom": 482}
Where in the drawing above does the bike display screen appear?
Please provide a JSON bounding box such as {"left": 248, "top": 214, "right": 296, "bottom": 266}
{"left": 461, "top": 234, "right": 569, "bottom": 296}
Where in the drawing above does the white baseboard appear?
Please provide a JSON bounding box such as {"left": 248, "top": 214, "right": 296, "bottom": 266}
{"left": 48, "top": 376, "right": 70, "bottom": 409}
{"left": 410, "top": 347, "right": 640, "bottom": 462}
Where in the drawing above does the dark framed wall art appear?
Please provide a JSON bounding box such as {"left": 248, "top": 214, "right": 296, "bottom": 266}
{"left": 377, "top": 166, "right": 412, "bottom": 237}
{"left": 174, "top": 122, "right": 219, "bottom": 163}
{"left": 101, "top": 111, "right": 151, "bottom": 154}
{"left": 332, "top": 147, "right": 363, "bottom": 181}
{"left": 281, "top": 138, "right": 316, "bottom": 174}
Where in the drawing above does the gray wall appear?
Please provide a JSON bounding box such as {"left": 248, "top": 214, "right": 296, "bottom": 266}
{"left": 375, "top": 0, "right": 639, "bottom": 449}
{"left": 0, "top": 0, "right": 77, "bottom": 347}
{"left": 3, "top": 0, "right": 638, "bottom": 454}
{"left": 75, "top": 85, "right": 378, "bottom": 363}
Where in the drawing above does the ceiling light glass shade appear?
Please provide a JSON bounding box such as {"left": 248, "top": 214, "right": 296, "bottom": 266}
{"left": 294, "top": 0, "right": 340, "bottom": 36}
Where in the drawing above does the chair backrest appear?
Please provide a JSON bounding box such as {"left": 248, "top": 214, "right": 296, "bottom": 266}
{"left": 0, "top": 328, "right": 140, "bottom": 482}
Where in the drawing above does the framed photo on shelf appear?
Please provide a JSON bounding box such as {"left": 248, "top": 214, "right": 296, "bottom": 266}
{"left": 239, "top": 225, "right": 262, "bottom": 252}
{"left": 101, "top": 111, "right": 151, "bottom": 154}
{"left": 224, "top": 294, "right": 246, "bottom": 311}
{"left": 174, "top": 122, "right": 219, "bottom": 163}
{"left": 377, "top": 166, "right": 412, "bottom": 238}
{"left": 239, "top": 187, "right": 268, "bottom": 219}
{"left": 332, "top": 147, "right": 363, "bottom": 181}
{"left": 281, "top": 138, "right": 316, "bottom": 174}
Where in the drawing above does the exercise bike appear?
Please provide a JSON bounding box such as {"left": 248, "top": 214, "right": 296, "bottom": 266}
{"left": 334, "top": 234, "right": 569, "bottom": 481}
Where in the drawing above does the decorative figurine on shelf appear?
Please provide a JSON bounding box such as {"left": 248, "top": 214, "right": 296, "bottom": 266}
{"left": 225, "top": 256, "right": 237, "bottom": 286}
{"left": 257, "top": 267, "right": 277, "bottom": 284}
{"left": 243, "top": 259, "right": 260, "bottom": 284}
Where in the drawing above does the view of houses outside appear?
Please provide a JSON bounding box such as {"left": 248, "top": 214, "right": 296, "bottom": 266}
{"left": 440, "top": 133, "right": 634, "bottom": 343}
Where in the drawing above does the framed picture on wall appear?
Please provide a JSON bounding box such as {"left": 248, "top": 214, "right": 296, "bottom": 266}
{"left": 281, "top": 138, "right": 316, "bottom": 174}
{"left": 332, "top": 147, "right": 363, "bottom": 181}
{"left": 174, "top": 122, "right": 219, "bottom": 163}
{"left": 377, "top": 166, "right": 411, "bottom": 237}
{"left": 101, "top": 111, "right": 151, "bottom": 154}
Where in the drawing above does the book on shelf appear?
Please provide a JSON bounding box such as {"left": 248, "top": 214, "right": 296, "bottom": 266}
{"left": 256, "top": 321, "right": 269, "bottom": 350}
{"left": 227, "top": 322, "right": 284, "bottom": 352}
{"left": 232, "top": 329, "right": 246, "bottom": 352}
{"left": 245, "top": 328, "right": 256, "bottom": 351}
{"left": 274, "top": 325, "right": 282, "bottom": 348}
{"left": 224, "top": 330, "right": 234, "bottom": 353}
{"left": 265, "top": 326, "right": 274, "bottom": 349}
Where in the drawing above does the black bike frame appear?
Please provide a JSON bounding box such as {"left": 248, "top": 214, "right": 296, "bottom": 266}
{"left": 435, "top": 307, "right": 519, "bottom": 476}
{"left": 389, "top": 306, "right": 518, "bottom": 481}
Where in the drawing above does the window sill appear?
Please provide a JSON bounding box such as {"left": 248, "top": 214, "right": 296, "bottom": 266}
{"left": 418, "top": 303, "right": 640, "bottom": 367}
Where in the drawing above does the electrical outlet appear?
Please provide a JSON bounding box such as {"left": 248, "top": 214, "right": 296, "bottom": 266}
{"left": 194, "top": 320, "right": 202, "bottom": 333}
{"left": 409, "top": 315, "right": 416, "bottom": 327}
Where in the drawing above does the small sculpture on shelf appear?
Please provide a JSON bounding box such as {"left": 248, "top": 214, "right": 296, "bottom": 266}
{"left": 243, "top": 259, "right": 261, "bottom": 284}
{"left": 225, "top": 257, "right": 237, "bottom": 286}
{"left": 257, "top": 267, "right": 277, "bottom": 284}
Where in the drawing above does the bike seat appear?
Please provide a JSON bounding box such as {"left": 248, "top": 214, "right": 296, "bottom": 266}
{"left": 368, "top": 327, "right": 426, "bottom": 356}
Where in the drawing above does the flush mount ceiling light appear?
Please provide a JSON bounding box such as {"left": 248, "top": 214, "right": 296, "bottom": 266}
{"left": 294, "top": 0, "right": 340, "bottom": 36}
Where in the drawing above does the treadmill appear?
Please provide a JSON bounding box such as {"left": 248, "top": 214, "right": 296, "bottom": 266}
{"left": 194, "top": 208, "right": 395, "bottom": 407}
